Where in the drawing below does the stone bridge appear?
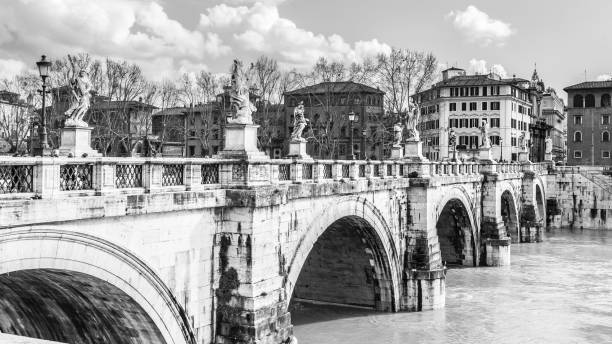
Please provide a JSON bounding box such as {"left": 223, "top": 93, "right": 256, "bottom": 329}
{"left": 0, "top": 157, "right": 549, "bottom": 344}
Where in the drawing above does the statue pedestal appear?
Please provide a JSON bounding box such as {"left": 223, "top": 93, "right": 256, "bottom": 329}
{"left": 478, "top": 146, "right": 493, "bottom": 161}
{"left": 519, "top": 151, "right": 531, "bottom": 163}
{"left": 390, "top": 145, "right": 403, "bottom": 159}
{"left": 216, "top": 123, "right": 268, "bottom": 160}
{"left": 287, "top": 140, "right": 311, "bottom": 159}
{"left": 544, "top": 152, "right": 553, "bottom": 161}
{"left": 404, "top": 140, "right": 425, "bottom": 161}
{"left": 58, "top": 126, "right": 101, "bottom": 157}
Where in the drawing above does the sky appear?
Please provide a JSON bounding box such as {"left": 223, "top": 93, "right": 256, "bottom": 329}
{"left": 1, "top": 0, "right": 611, "bottom": 100}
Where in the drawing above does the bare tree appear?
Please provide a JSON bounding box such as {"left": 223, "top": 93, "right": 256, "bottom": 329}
{"left": 0, "top": 74, "right": 35, "bottom": 153}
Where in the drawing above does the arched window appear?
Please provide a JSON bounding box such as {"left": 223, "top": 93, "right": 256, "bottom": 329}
{"left": 603, "top": 131, "right": 610, "bottom": 142}
{"left": 602, "top": 94, "right": 611, "bottom": 107}
{"left": 573, "top": 94, "right": 584, "bottom": 108}
{"left": 585, "top": 94, "right": 595, "bottom": 107}
{"left": 574, "top": 131, "right": 582, "bottom": 142}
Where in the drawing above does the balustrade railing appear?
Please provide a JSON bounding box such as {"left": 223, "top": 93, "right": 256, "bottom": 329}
{"left": 0, "top": 156, "right": 551, "bottom": 199}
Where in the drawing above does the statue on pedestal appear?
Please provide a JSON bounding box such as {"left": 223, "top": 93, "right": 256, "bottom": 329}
{"left": 290, "top": 101, "right": 309, "bottom": 142}
{"left": 545, "top": 136, "right": 553, "bottom": 154}
{"left": 393, "top": 121, "right": 403, "bottom": 146}
{"left": 519, "top": 132, "right": 527, "bottom": 152}
{"left": 448, "top": 128, "right": 457, "bottom": 148}
{"left": 227, "top": 59, "right": 256, "bottom": 125}
{"left": 64, "top": 70, "right": 92, "bottom": 127}
{"left": 479, "top": 118, "right": 491, "bottom": 148}
{"left": 405, "top": 100, "right": 421, "bottom": 141}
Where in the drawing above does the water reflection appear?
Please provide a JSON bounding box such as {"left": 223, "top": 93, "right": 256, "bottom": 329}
{"left": 292, "top": 229, "right": 612, "bottom": 344}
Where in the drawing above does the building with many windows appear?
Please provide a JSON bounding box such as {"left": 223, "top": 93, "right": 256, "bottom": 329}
{"left": 540, "top": 88, "right": 567, "bottom": 162}
{"left": 284, "top": 82, "right": 386, "bottom": 160}
{"left": 564, "top": 81, "right": 612, "bottom": 166}
{"left": 413, "top": 67, "right": 547, "bottom": 162}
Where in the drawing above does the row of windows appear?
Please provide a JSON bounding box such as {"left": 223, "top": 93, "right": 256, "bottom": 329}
{"left": 420, "top": 105, "right": 440, "bottom": 115}
{"left": 573, "top": 131, "right": 611, "bottom": 142}
{"left": 573, "top": 94, "right": 611, "bottom": 108}
{"left": 419, "top": 120, "right": 440, "bottom": 131}
{"left": 449, "top": 101, "right": 501, "bottom": 112}
{"left": 573, "top": 114, "right": 610, "bottom": 125}
{"left": 425, "top": 137, "right": 440, "bottom": 146}
{"left": 511, "top": 119, "right": 528, "bottom": 130}
{"left": 574, "top": 150, "right": 611, "bottom": 159}
{"left": 510, "top": 87, "right": 530, "bottom": 102}
{"left": 450, "top": 117, "right": 500, "bottom": 128}
{"left": 288, "top": 95, "right": 383, "bottom": 107}
{"left": 449, "top": 86, "right": 500, "bottom": 97}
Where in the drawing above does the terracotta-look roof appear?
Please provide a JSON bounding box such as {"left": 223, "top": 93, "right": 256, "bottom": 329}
{"left": 285, "top": 81, "right": 383, "bottom": 95}
{"left": 564, "top": 81, "right": 612, "bottom": 91}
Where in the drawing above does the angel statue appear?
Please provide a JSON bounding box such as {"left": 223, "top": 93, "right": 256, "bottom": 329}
{"left": 405, "top": 100, "right": 421, "bottom": 141}
{"left": 448, "top": 128, "right": 457, "bottom": 148}
{"left": 545, "top": 136, "right": 553, "bottom": 154}
{"left": 393, "top": 121, "right": 403, "bottom": 146}
{"left": 519, "top": 132, "right": 527, "bottom": 152}
{"left": 64, "top": 70, "right": 92, "bottom": 127}
{"left": 290, "top": 101, "right": 309, "bottom": 142}
{"left": 479, "top": 118, "right": 491, "bottom": 148}
{"left": 227, "top": 59, "right": 257, "bottom": 125}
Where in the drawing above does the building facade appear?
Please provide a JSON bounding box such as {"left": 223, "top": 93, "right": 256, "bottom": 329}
{"left": 284, "top": 82, "right": 387, "bottom": 160}
{"left": 414, "top": 67, "right": 550, "bottom": 162}
{"left": 540, "top": 88, "right": 567, "bottom": 162}
{"left": 564, "top": 81, "right": 612, "bottom": 166}
{"left": 0, "top": 91, "right": 31, "bottom": 154}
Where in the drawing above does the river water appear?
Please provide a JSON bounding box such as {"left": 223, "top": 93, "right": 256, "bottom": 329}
{"left": 292, "top": 229, "right": 612, "bottom": 344}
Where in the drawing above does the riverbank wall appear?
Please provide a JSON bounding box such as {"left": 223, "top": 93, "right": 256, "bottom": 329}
{"left": 546, "top": 166, "right": 612, "bottom": 230}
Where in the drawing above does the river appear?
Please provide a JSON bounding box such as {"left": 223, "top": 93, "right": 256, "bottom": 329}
{"left": 292, "top": 229, "right": 612, "bottom": 344}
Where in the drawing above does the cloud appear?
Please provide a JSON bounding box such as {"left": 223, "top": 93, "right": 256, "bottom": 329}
{"left": 597, "top": 74, "right": 612, "bottom": 81}
{"left": 468, "top": 59, "right": 508, "bottom": 78}
{"left": 0, "top": 0, "right": 229, "bottom": 80}
{"left": 0, "top": 58, "right": 28, "bottom": 79}
{"left": 447, "top": 5, "right": 514, "bottom": 46}
{"left": 201, "top": 2, "right": 391, "bottom": 69}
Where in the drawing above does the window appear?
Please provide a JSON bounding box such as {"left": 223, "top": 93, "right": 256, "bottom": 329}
{"left": 574, "top": 115, "right": 583, "bottom": 125}
{"left": 511, "top": 137, "right": 517, "bottom": 147}
{"left": 339, "top": 144, "right": 346, "bottom": 156}
{"left": 491, "top": 102, "right": 500, "bottom": 110}
{"left": 602, "top": 94, "right": 611, "bottom": 107}
{"left": 490, "top": 118, "right": 500, "bottom": 127}
{"left": 511, "top": 119, "right": 516, "bottom": 129}
{"left": 482, "top": 102, "right": 488, "bottom": 110}
{"left": 469, "top": 136, "right": 479, "bottom": 148}
{"left": 482, "top": 87, "right": 487, "bottom": 96}
{"left": 603, "top": 151, "right": 611, "bottom": 159}
{"left": 573, "top": 94, "right": 584, "bottom": 108}
{"left": 469, "top": 102, "right": 477, "bottom": 111}
{"left": 490, "top": 136, "right": 500, "bottom": 145}
{"left": 188, "top": 145, "right": 195, "bottom": 157}
{"left": 461, "top": 102, "right": 467, "bottom": 111}
{"left": 574, "top": 131, "right": 582, "bottom": 142}
{"left": 585, "top": 94, "right": 595, "bottom": 107}
{"left": 603, "top": 131, "right": 610, "bottom": 142}
{"left": 574, "top": 150, "right": 582, "bottom": 159}
{"left": 602, "top": 115, "right": 610, "bottom": 125}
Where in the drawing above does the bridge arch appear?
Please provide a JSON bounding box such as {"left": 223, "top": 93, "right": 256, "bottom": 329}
{"left": 500, "top": 189, "right": 520, "bottom": 242}
{"left": 287, "top": 196, "right": 401, "bottom": 312}
{"left": 434, "top": 187, "right": 478, "bottom": 267}
{"left": 534, "top": 178, "right": 547, "bottom": 220}
{"left": 0, "top": 228, "right": 194, "bottom": 344}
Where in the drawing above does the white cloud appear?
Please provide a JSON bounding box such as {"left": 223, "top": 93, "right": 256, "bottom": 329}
{"left": 468, "top": 59, "right": 508, "bottom": 78}
{"left": 202, "top": 2, "right": 391, "bottom": 69}
{"left": 0, "top": 59, "right": 28, "bottom": 79}
{"left": 597, "top": 74, "right": 612, "bottom": 81}
{"left": 447, "top": 5, "right": 514, "bottom": 46}
{"left": 0, "top": 0, "right": 229, "bottom": 80}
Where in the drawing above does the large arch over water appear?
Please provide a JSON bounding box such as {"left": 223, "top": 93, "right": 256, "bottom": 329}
{"left": 287, "top": 196, "right": 401, "bottom": 312}
{"left": 0, "top": 229, "right": 194, "bottom": 344}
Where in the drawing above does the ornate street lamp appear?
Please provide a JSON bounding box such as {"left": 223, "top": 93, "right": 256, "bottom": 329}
{"left": 35, "top": 55, "right": 52, "bottom": 155}
{"left": 427, "top": 137, "right": 432, "bottom": 160}
{"left": 499, "top": 137, "right": 504, "bottom": 162}
{"left": 347, "top": 111, "right": 355, "bottom": 160}
{"left": 361, "top": 128, "right": 367, "bottom": 160}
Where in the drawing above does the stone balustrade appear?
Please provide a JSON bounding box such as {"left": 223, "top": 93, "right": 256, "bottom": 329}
{"left": 0, "top": 156, "right": 546, "bottom": 199}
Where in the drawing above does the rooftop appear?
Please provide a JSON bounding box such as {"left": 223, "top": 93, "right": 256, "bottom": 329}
{"left": 563, "top": 81, "right": 612, "bottom": 91}
{"left": 285, "top": 81, "right": 384, "bottom": 96}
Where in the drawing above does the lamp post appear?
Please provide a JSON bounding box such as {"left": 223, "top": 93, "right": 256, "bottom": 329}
{"left": 361, "top": 128, "right": 367, "bottom": 160}
{"left": 499, "top": 137, "right": 504, "bottom": 162}
{"left": 427, "top": 137, "right": 432, "bottom": 160}
{"left": 36, "top": 55, "right": 52, "bottom": 155}
{"left": 347, "top": 111, "right": 355, "bottom": 160}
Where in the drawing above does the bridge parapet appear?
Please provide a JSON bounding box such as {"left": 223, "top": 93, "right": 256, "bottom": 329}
{"left": 0, "top": 156, "right": 539, "bottom": 200}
